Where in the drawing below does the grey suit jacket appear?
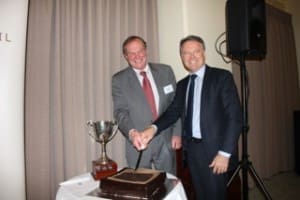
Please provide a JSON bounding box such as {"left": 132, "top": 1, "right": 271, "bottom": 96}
{"left": 112, "top": 63, "right": 181, "bottom": 168}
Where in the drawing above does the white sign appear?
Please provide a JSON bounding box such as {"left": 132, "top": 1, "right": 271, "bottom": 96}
{"left": 0, "top": 0, "right": 28, "bottom": 199}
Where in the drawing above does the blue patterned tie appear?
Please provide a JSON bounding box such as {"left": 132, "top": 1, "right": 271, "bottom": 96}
{"left": 185, "top": 74, "right": 197, "bottom": 138}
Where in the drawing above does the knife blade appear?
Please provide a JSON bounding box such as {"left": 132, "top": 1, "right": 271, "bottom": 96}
{"left": 134, "top": 150, "right": 143, "bottom": 170}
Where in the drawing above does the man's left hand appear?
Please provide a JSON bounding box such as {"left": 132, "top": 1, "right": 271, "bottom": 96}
{"left": 171, "top": 135, "right": 182, "bottom": 150}
{"left": 209, "top": 153, "right": 229, "bottom": 174}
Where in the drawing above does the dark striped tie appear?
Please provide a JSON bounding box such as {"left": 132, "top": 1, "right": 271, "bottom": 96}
{"left": 185, "top": 74, "right": 197, "bottom": 138}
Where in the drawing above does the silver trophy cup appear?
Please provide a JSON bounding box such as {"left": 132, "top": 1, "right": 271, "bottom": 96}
{"left": 87, "top": 120, "right": 118, "bottom": 180}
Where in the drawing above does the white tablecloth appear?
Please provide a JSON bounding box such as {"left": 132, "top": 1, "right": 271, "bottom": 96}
{"left": 56, "top": 172, "right": 187, "bottom": 200}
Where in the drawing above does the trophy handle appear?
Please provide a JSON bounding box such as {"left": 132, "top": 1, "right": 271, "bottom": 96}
{"left": 107, "top": 121, "right": 118, "bottom": 142}
{"left": 87, "top": 120, "right": 98, "bottom": 142}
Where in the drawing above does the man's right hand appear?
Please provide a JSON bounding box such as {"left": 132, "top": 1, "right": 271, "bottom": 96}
{"left": 129, "top": 129, "right": 144, "bottom": 151}
{"left": 139, "top": 126, "right": 156, "bottom": 150}
{"left": 130, "top": 126, "right": 156, "bottom": 151}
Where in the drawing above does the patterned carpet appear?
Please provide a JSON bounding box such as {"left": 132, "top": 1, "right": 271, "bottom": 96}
{"left": 249, "top": 171, "right": 300, "bottom": 200}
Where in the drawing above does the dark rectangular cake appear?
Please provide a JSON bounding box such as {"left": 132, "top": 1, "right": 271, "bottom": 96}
{"left": 100, "top": 168, "right": 166, "bottom": 199}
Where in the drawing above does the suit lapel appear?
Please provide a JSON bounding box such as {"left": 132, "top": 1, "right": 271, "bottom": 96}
{"left": 201, "top": 66, "right": 211, "bottom": 106}
{"left": 181, "top": 75, "right": 190, "bottom": 117}
{"left": 149, "top": 64, "right": 165, "bottom": 115}
{"left": 127, "top": 67, "right": 147, "bottom": 102}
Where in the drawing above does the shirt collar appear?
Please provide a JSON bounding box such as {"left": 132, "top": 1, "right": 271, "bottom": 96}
{"left": 190, "top": 64, "right": 206, "bottom": 79}
{"left": 132, "top": 64, "right": 150, "bottom": 75}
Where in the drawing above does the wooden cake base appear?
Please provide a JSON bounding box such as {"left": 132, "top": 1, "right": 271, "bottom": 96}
{"left": 100, "top": 168, "right": 166, "bottom": 200}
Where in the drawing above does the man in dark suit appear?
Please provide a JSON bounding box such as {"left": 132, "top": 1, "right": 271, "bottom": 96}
{"left": 135, "top": 35, "right": 242, "bottom": 200}
{"left": 112, "top": 36, "right": 181, "bottom": 175}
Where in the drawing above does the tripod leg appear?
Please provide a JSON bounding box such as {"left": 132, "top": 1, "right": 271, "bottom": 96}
{"left": 248, "top": 163, "right": 272, "bottom": 200}
{"left": 242, "top": 162, "right": 249, "bottom": 200}
{"left": 227, "top": 163, "right": 242, "bottom": 187}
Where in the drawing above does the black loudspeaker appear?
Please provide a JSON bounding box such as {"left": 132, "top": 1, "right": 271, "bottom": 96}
{"left": 226, "top": 0, "right": 266, "bottom": 60}
{"left": 294, "top": 111, "right": 300, "bottom": 175}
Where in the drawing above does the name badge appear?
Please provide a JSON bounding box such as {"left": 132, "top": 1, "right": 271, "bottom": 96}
{"left": 163, "top": 84, "right": 174, "bottom": 94}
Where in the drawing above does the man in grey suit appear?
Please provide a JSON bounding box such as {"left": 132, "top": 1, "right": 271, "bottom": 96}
{"left": 112, "top": 36, "right": 181, "bottom": 175}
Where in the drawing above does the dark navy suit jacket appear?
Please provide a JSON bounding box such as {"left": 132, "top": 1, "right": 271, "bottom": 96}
{"left": 154, "top": 65, "right": 242, "bottom": 170}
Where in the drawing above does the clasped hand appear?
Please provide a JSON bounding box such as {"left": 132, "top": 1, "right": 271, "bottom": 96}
{"left": 130, "top": 126, "right": 156, "bottom": 151}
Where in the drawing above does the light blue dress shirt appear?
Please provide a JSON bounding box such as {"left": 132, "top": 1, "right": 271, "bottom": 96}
{"left": 187, "top": 65, "right": 230, "bottom": 157}
{"left": 187, "top": 65, "right": 205, "bottom": 139}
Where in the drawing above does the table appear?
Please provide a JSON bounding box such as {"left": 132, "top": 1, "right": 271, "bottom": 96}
{"left": 56, "top": 172, "right": 187, "bottom": 200}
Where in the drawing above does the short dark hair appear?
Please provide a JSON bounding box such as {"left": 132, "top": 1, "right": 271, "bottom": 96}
{"left": 179, "top": 35, "right": 206, "bottom": 52}
{"left": 122, "top": 35, "right": 147, "bottom": 54}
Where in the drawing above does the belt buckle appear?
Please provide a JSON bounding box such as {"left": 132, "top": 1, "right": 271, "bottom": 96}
{"left": 190, "top": 137, "right": 202, "bottom": 143}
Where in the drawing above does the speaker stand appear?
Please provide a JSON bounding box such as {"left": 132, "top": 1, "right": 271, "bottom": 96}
{"left": 227, "top": 55, "right": 272, "bottom": 200}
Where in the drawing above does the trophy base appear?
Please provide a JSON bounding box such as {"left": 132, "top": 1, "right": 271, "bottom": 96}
{"left": 92, "top": 159, "right": 118, "bottom": 180}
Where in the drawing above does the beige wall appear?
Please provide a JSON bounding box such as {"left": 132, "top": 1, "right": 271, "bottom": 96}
{"left": 157, "top": 0, "right": 231, "bottom": 80}
{"left": 157, "top": 0, "right": 300, "bottom": 87}
{"left": 157, "top": 0, "right": 186, "bottom": 80}
{"left": 0, "top": 1, "right": 28, "bottom": 200}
